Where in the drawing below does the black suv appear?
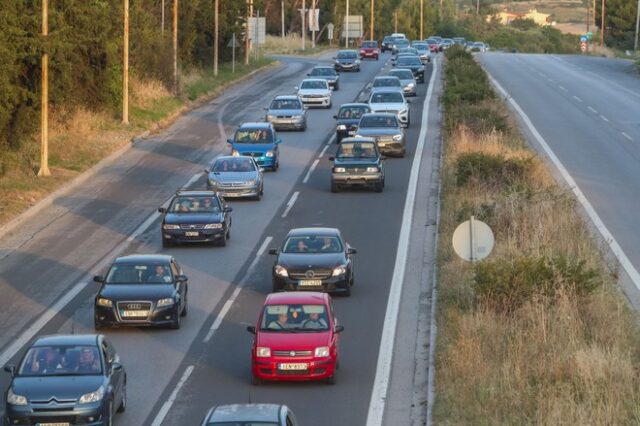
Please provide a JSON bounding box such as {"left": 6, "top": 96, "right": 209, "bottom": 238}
{"left": 159, "top": 190, "right": 232, "bottom": 247}
{"left": 94, "top": 254, "right": 188, "bottom": 329}
{"left": 329, "top": 137, "right": 385, "bottom": 192}
{"left": 394, "top": 55, "right": 426, "bottom": 83}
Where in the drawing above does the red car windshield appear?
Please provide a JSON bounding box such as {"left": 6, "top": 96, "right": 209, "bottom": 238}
{"left": 260, "top": 304, "right": 329, "bottom": 331}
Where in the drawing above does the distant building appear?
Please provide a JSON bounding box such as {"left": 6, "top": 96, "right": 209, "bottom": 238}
{"left": 489, "top": 8, "right": 551, "bottom": 27}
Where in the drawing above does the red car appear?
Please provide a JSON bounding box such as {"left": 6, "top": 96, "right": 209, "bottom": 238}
{"left": 359, "top": 40, "right": 380, "bottom": 60}
{"left": 247, "top": 292, "right": 343, "bottom": 384}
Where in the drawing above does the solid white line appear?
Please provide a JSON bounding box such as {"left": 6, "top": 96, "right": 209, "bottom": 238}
{"left": 281, "top": 191, "right": 299, "bottom": 218}
{"left": 600, "top": 115, "right": 610, "bottom": 123}
{"left": 150, "top": 365, "right": 194, "bottom": 426}
{"left": 488, "top": 75, "right": 640, "bottom": 295}
{"left": 185, "top": 172, "right": 202, "bottom": 187}
{"left": 303, "top": 159, "right": 320, "bottom": 184}
{"left": 318, "top": 144, "right": 330, "bottom": 158}
{"left": 366, "top": 56, "right": 439, "bottom": 426}
{"left": 573, "top": 95, "right": 583, "bottom": 102}
{"left": 127, "top": 212, "right": 160, "bottom": 243}
{"left": 588, "top": 106, "right": 598, "bottom": 114}
{"left": 622, "top": 132, "right": 633, "bottom": 141}
{"left": 202, "top": 235, "right": 272, "bottom": 343}
{"left": 559, "top": 85, "right": 568, "bottom": 92}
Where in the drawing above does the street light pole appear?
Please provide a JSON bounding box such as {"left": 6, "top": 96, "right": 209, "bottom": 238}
{"left": 281, "top": 0, "right": 285, "bottom": 38}
{"left": 370, "top": 0, "right": 374, "bottom": 41}
{"left": 244, "top": 0, "right": 250, "bottom": 65}
{"left": 311, "top": 0, "right": 316, "bottom": 49}
{"left": 345, "top": 0, "right": 349, "bottom": 48}
{"left": 38, "top": 0, "right": 50, "bottom": 177}
{"left": 173, "top": 0, "right": 178, "bottom": 94}
{"left": 634, "top": 0, "right": 640, "bottom": 52}
{"left": 123, "top": 0, "right": 129, "bottom": 125}
{"left": 214, "top": 0, "right": 218, "bottom": 76}
{"left": 302, "top": 0, "right": 306, "bottom": 50}
{"left": 600, "top": 0, "right": 605, "bottom": 46}
{"left": 420, "top": 0, "right": 424, "bottom": 40}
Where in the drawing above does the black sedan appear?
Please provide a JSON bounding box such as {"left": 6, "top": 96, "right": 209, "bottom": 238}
{"left": 329, "top": 137, "right": 385, "bottom": 192}
{"left": 4, "top": 334, "right": 126, "bottom": 426}
{"left": 333, "top": 50, "right": 361, "bottom": 72}
{"left": 159, "top": 190, "right": 232, "bottom": 247}
{"left": 269, "top": 227, "right": 356, "bottom": 296}
{"left": 94, "top": 254, "right": 188, "bottom": 329}
{"left": 333, "top": 103, "right": 370, "bottom": 143}
{"left": 307, "top": 66, "right": 340, "bottom": 90}
{"left": 394, "top": 55, "right": 426, "bottom": 83}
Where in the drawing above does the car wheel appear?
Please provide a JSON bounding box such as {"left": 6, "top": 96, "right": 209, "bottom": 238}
{"left": 272, "top": 281, "right": 281, "bottom": 293}
{"left": 94, "top": 319, "right": 104, "bottom": 330}
{"left": 106, "top": 401, "right": 114, "bottom": 426}
{"left": 253, "top": 189, "right": 262, "bottom": 201}
{"left": 376, "top": 55, "right": 379, "bottom": 60}
{"left": 301, "top": 121, "right": 307, "bottom": 132}
{"left": 342, "top": 281, "right": 351, "bottom": 297}
{"left": 251, "top": 374, "right": 263, "bottom": 386}
{"left": 170, "top": 312, "right": 181, "bottom": 329}
{"left": 325, "top": 373, "right": 336, "bottom": 385}
{"left": 218, "top": 232, "right": 227, "bottom": 247}
{"left": 400, "top": 148, "right": 406, "bottom": 158}
{"left": 162, "top": 238, "right": 171, "bottom": 249}
{"left": 117, "top": 383, "right": 126, "bottom": 413}
{"left": 181, "top": 297, "right": 188, "bottom": 317}
{"left": 226, "top": 226, "right": 231, "bottom": 240}
{"left": 375, "top": 182, "right": 383, "bottom": 193}
{"left": 331, "top": 183, "right": 339, "bottom": 193}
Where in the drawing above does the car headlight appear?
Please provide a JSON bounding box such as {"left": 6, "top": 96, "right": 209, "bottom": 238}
{"left": 266, "top": 114, "right": 275, "bottom": 120}
{"left": 399, "top": 108, "right": 408, "bottom": 115}
{"left": 392, "top": 134, "right": 403, "bottom": 141}
{"left": 332, "top": 265, "right": 347, "bottom": 276}
{"left": 419, "top": 66, "right": 425, "bottom": 72}
{"left": 274, "top": 265, "right": 288, "bottom": 277}
{"left": 407, "top": 83, "right": 415, "bottom": 88}
{"left": 244, "top": 179, "right": 257, "bottom": 186}
{"left": 157, "top": 298, "right": 175, "bottom": 307}
{"left": 333, "top": 167, "right": 346, "bottom": 173}
{"left": 79, "top": 386, "right": 105, "bottom": 404}
{"left": 163, "top": 224, "right": 180, "bottom": 230}
{"left": 204, "top": 223, "right": 223, "bottom": 229}
{"left": 7, "top": 388, "right": 27, "bottom": 406}
{"left": 337, "top": 124, "right": 347, "bottom": 131}
{"left": 256, "top": 347, "right": 271, "bottom": 357}
{"left": 355, "top": 59, "right": 361, "bottom": 64}
{"left": 96, "top": 298, "right": 112, "bottom": 307}
{"left": 231, "top": 149, "right": 240, "bottom": 156}
{"left": 208, "top": 179, "right": 218, "bottom": 187}
{"left": 315, "top": 346, "right": 330, "bottom": 357}
{"left": 366, "top": 167, "right": 379, "bottom": 173}
{"left": 265, "top": 150, "right": 274, "bottom": 157}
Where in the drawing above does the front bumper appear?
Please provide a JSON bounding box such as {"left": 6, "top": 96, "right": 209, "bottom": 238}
{"left": 360, "top": 51, "right": 378, "bottom": 58}
{"left": 300, "top": 96, "right": 331, "bottom": 107}
{"left": 95, "top": 303, "right": 180, "bottom": 327}
{"left": 5, "top": 400, "right": 109, "bottom": 426}
{"left": 335, "top": 63, "right": 360, "bottom": 71}
{"left": 267, "top": 117, "right": 305, "bottom": 130}
{"left": 402, "top": 85, "right": 417, "bottom": 97}
{"left": 252, "top": 356, "right": 336, "bottom": 382}
{"left": 273, "top": 275, "right": 350, "bottom": 293}
{"left": 377, "top": 140, "right": 405, "bottom": 155}
{"left": 162, "top": 227, "right": 226, "bottom": 244}
{"left": 207, "top": 183, "right": 261, "bottom": 198}
{"left": 332, "top": 172, "right": 383, "bottom": 187}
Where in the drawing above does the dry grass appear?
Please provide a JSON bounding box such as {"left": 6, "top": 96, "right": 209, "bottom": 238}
{"left": 435, "top": 99, "right": 640, "bottom": 422}
{"left": 131, "top": 76, "right": 171, "bottom": 109}
{"left": 263, "top": 34, "right": 331, "bottom": 55}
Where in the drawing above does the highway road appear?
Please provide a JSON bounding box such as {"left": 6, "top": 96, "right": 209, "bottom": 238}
{"left": 0, "top": 50, "right": 443, "bottom": 426}
{"left": 478, "top": 53, "right": 640, "bottom": 307}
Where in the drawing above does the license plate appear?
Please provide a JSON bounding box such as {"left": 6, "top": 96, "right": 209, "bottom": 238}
{"left": 278, "top": 363, "right": 308, "bottom": 371}
{"left": 185, "top": 231, "right": 199, "bottom": 237}
{"left": 37, "top": 423, "right": 70, "bottom": 426}
{"left": 122, "top": 310, "right": 148, "bottom": 317}
{"left": 299, "top": 279, "right": 322, "bottom": 287}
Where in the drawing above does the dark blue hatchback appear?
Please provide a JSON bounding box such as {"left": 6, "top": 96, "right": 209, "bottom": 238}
{"left": 227, "top": 122, "right": 281, "bottom": 171}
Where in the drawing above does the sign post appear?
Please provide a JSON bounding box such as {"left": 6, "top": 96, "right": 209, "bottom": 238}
{"left": 327, "top": 23, "right": 334, "bottom": 46}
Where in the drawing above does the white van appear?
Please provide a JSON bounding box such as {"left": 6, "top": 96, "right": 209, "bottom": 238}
{"left": 391, "top": 33, "right": 407, "bottom": 40}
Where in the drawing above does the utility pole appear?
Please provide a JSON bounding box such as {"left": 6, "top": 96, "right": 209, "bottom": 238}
{"left": 370, "top": 0, "right": 374, "bottom": 41}
{"left": 244, "top": 0, "right": 250, "bottom": 65}
{"left": 600, "top": 0, "right": 605, "bottom": 46}
{"left": 311, "top": 0, "right": 316, "bottom": 49}
{"left": 38, "top": 0, "right": 50, "bottom": 177}
{"left": 214, "top": 0, "right": 219, "bottom": 76}
{"left": 476, "top": 0, "right": 480, "bottom": 14}
{"left": 162, "top": 0, "right": 165, "bottom": 33}
{"left": 635, "top": 0, "right": 640, "bottom": 52}
{"left": 302, "top": 0, "right": 306, "bottom": 50}
{"left": 394, "top": 10, "right": 397, "bottom": 33}
{"left": 345, "top": 0, "right": 349, "bottom": 48}
{"left": 123, "top": 0, "right": 129, "bottom": 125}
{"left": 420, "top": 0, "right": 424, "bottom": 40}
{"left": 281, "top": 0, "right": 285, "bottom": 38}
{"left": 172, "top": 0, "right": 178, "bottom": 94}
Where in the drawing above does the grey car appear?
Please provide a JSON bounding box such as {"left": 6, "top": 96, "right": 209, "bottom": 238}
{"left": 412, "top": 42, "right": 432, "bottom": 63}
{"left": 308, "top": 65, "right": 340, "bottom": 90}
{"left": 355, "top": 113, "right": 406, "bottom": 157}
{"left": 205, "top": 155, "right": 264, "bottom": 200}
{"left": 200, "top": 404, "right": 299, "bottom": 425}
{"left": 371, "top": 76, "right": 403, "bottom": 94}
{"left": 387, "top": 69, "right": 417, "bottom": 97}
{"left": 265, "top": 95, "right": 307, "bottom": 131}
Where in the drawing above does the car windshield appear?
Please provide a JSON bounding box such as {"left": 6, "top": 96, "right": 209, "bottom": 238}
{"left": 105, "top": 262, "right": 174, "bottom": 284}
{"left": 370, "top": 92, "right": 404, "bottom": 103}
{"left": 360, "top": 115, "right": 398, "bottom": 128}
{"left": 361, "top": 41, "right": 377, "bottom": 48}
{"left": 337, "top": 51, "right": 357, "bottom": 59}
{"left": 413, "top": 44, "right": 428, "bottom": 50}
{"left": 310, "top": 68, "right": 336, "bottom": 77}
{"left": 390, "top": 70, "right": 414, "bottom": 80}
{"left": 397, "top": 57, "right": 421, "bottom": 66}
{"left": 337, "top": 141, "right": 378, "bottom": 158}
{"left": 270, "top": 99, "right": 301, "bottom": 110}
{"left": 282, "top": 235, "right": 343, "bottom": 253}
{"left": 300, "top": 80, "right": 327, "bottom": 89}
{"left": 395, "top": 40, "right": 409, "bottom": 47}
{"left": 338, "top": 106, "right": 368, "bottom": 119}
{"left": 212, "top": 157, "right": 256, "bottom": 172}
{"left": 260, "top": 304, "right": 330, "bottom": 331}
{"left": 373, "top": 78, "right": 401, "bottom": 87}
{"left": 19, "top": 345, "right": 103, "bottom": 376}
{"left": 398, "top": 48, "right": 417, "bottom": 55}
{"left": 168, "top": 196, "right": 221, "bottom": 213}
{"left": 234, "top": 128, "right": 273, "bottom": 144}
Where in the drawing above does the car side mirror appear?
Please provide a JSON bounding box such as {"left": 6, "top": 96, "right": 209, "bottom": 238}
{"left": 227, "top": 138, "right": 233, "bottom": 144}
{"left": 334, "top": 325, "right": 345, "bottom": 333}
{"left": 4, "top": 365, "right": 15, "bottom": 376}
{"left": 306, "top": 73, "right": 310, "bottom": 76}
{"left": 294, "top": 86, "right": 299, "bottom": 91}
{"left": 203, "top": 168, "right": 210, "bottom": 173}
{"left": 380, "top": 156, "right": 387, "bottom": 161}
{"left": 331, "top": 57, "right": 336, "bottom": 59}
{"left": 406, "top": 98, "right": 412, "bottom": 103}
{"left": 93, "top": 275, "right": 104, "bottom": 283}
{"left": 268, "top": 248, "right": 278, "bottom": 255}
{"left": 328, "top": 156, "right": 335, "bottom": 161}
{"left": 246, "top": 325, "right": 256, "bottom": 334}
{"left": 258, "top": 167, "right": 265, "bottom": 172}
{"left": 176, "top": 275, "right": 188, "bottom": 282}
{"left": 158, "top": 207, "right": 166, "bottom": 214}
{"left": 263, "top": 107, "right": 268, "bottom": 111}
{"left": 275, "top": 138, "right": 282, "bottom": 144}
{"left": 111, "top": 361, "right": 123, "bottom": 372}
{"left": 333, "top": 115, "right": 338, "bottom": 119}
{"left": 347, "top": 247, "right": 357, "bottom": 255}
{"left": 224, "top": 206, "right": 233, "bottom": 213}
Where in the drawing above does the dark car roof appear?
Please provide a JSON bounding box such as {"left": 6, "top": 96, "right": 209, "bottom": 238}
{"left": 34, "top": 334, "right": 99, "bottom": 347}
{"left": 113, "top": 254, "right": 173, "bottom": 264}
{"left": 238, "top": 122, "right": 272, "bottom": 130}
{"left": 286, "top": 227, "right": 340, "bottom": 238}
{"left": 207, "top": 403, "right": 284, "bottom": 423}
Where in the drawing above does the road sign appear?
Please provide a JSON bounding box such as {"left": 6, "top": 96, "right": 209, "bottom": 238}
{"left": 452, "top": 216, "right": 494, "bottom": 262}
{"left": 248, "top": 17, "right": 266, "bottom": 45}
{"left": 580, "top": 35, "right": 587, "bottom": 43}
{"left": 308, "top": 8, "right": 320, "bottom": 32}
{"left": 586, "top": 31, "right": 593, "bottom": 41}
{"left": 341, "top": 15, "right": 363, "bottom": 39}
{"left": 580, "top": 41, "right": 587, "bottom": 52}
{"left": 327, "top": 23, "right": 334, "bottom": 40}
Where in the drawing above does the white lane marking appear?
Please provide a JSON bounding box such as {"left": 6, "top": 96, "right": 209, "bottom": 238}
{"left": 588, "top": 106, "right": 598, "bottom": 114}
{"left": 573, "top": 95, "right": 583, "bottom": 102}
{"left": 488, "top": 75, "right": 640, "bottom": 298}
{"left": 318, "top": 144, "right": 330, "bottom": 158}
{"left": 302, "top": 159, "right": 320, "bottom": 184}
{"left": 185, "top": 172, "right": 202, "bottom": 187}
{"left": 559, "top": 85, "right": 568, "bottom": 92}
{"left": 281, "top": 191, "right": 299, "bottom": 218}
{"left": 150, "top": 365, "right": 194, "bottom": 426}
{"left": 600, "top": 115, "right": 610, "bottom": 123}
{"left": 366, "top": 56, "right": 439, "bottom": 426}
{"left": 203, "top": 235, "right": 272, "bottom": 343}
{"left": 622, "top": 132, "right": 633, "bottom": 141}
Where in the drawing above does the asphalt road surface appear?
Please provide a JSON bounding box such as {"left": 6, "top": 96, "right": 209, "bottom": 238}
{"left": 478, "top": 53, "right": 640, "bottom": 307}
{"left": 0, "top": 50, "right": 443, "bottom": 426}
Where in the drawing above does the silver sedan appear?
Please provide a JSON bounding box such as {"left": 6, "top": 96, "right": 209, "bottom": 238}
{"left": 205, "top": 155, "right": 264, "bottom": 200}
{"left": 265, "top": 95, "right": 307, "bottom": 131}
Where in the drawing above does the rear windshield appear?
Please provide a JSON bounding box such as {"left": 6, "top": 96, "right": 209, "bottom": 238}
{"left": 373, "top": 78, "right": 401, "bottom": 87}
{"left": 370, "top": 92, "right": 404, "bottom": 103}
{"left": 389, "top": 70, "right": 414, "bottom": 80}
{"left": 105, "top": 262, "right": 174, "bottom": 284}
{"left": 359, "top": 115, "right": 399, "bottom": 128}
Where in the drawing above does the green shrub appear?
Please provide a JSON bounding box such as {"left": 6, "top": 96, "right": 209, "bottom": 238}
{"left": 474, "top": 256, "right": 601, "bottom": 312}
{"left": 455, "top": 152, "right": 530, "bottom": 188}
{"left": 446, "top": 103, "right": 510, "bottom": 136}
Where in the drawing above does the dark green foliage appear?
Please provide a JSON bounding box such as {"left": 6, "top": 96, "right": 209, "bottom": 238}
{"left": 473, "top": 256, "right": 601, "bottom": 313}
{"left": 455, "top": 152, "right": 531, "bottom": 188}
{"left": 443, "top": 50, "right": 494, "bottom": 108}
{"left": 446, "top": 103, "right": 510, "bottom": 136}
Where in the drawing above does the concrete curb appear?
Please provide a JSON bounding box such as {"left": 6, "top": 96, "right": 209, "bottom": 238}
{"left": 0, "top": 61, "right": 283, "bottom": 241}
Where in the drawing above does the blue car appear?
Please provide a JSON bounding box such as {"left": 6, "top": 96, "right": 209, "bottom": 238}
{"left": 227, "top": 122, "right": 281, "bottom": 171}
